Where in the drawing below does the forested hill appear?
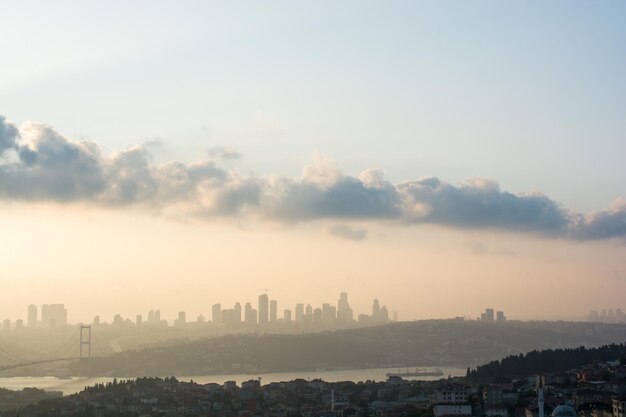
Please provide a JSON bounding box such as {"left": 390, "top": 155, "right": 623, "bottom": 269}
{"left": 63, "top": 320, "right": 626, "bottom": 377}
{"left": 467, "top": 343, "right": 626, "bottom": 380}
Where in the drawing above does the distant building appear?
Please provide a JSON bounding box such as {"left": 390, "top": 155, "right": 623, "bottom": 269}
{"left": 175, "top": 311, "right": 186, "bottom": 327}
{"left": 258, "top": 293, "right": 269, "bottom": 325}
{"left": 435, "top": 383, "right": 469, "bottom": 404}
{"left": 41, "top": 304, "right": 68, "bottom": 328}
{"left": 136, "top": 315, "right": 142, "bottom": 326}
{"left": 234, "top": 303, "right": 242, "bottom": 323}
{"left": 27, "top": 304, "right": 38, "bottom": 327}
{"left": 270, "top": 299, "right": 277, "bottom": 322}
{"left": 497, "top": 311, "right": 506, "bottom": 322}
{"left": 295, "top": 303, "right": 304, "bottom": 322}
{"left": 284, "top": 309, "right": 292, "bottom": 322}
{"left": 313, "top": 308, "right": 323, "bottom": 324}
{"left": 485, "top": 308, "right": 495, "bottom": 322}
{"left": 434, "top": 383, "right": 471, "bottom": 417}
{"left": 212, "top": 303, "right": 222, "bottom": 324}
{"left": 337, "top": 292, "right": 354, "bottom": 322}
{"left": 322, "top": 303, "right": 337, "bottom": 323}
{"left": 245, "top": 302, "right": 258, "bottom": 325}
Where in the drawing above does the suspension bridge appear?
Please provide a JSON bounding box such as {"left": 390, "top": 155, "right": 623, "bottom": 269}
{"left": 0, "top": 325, "right": 93, "bottom": 373}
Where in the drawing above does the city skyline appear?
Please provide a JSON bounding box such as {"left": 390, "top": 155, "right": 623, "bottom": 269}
{"left": 1, "top": 1, "right": 625, "bottom": 322}
{"left": 1, "top": 292, "right": 394, "bottom": 329}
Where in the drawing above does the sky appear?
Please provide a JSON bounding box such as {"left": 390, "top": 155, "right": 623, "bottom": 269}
{"left": 0, "top": 1, "right": 625, "bottom": 323}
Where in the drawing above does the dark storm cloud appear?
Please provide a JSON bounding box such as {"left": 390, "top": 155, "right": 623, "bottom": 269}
{"left": 0, "top": 115, "right": 624, "bottom": 242}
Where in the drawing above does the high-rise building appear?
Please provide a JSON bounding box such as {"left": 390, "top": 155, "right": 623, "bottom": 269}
{"left": 245, "top": 302, "right": 258, "bottom": 325}
{"left": 496, "top": 311, "right": 506, "bottom": 322}
{"left": 313, "top": 308, "right": 323, "bottom": 324}
{"left": 154, "top": 309, "right": 161, "bottom": 323}
{"left": 270, "top": 299, "right": 277, "bottom": 322}
{"left": 295, "top": 304, "right": 304, "bottom": 322}
{"left": 41, "top": 304, "right": 68, "bottom": 328}
{"left": 148, "top": 309, "right": 155, "bottom": 323}
{"left": 322, "top": 303, "right": 336, "bottom": 323}
{"left": 212, "top": 303, "right": 222, "bottom": 323}
{"left": 136, "top": 315, "right": 143, "bottom": 326}
{"left": 485, "top": 308, "right": 495, "bottom": 322}
{"left": 379, "top": 306, "right": 389, "bottom": 322}
{"left": 258, "top": 293, "right": 269, "bottom": 325}
{"left": 175, "top": 311, "right": 186, "bottom": 327}
{"left": 27, "top": 304, "right": 38, "bottom": 328}
{"left": 234, "top": 302, "right": 242, "bottom": 323}
{"left": 93, "top": 315, "right": 100, "bottom": 325}
{"left": 372, "top": 299, "right": 380, "bottom": 317}
{"left": 337, "top": 292, "right": 354, "bottom": 322}
{"left": 284, "top": 309, "right": 292, "bottom": 322}
{"left": 2, "top": 319, "right": 10, "bottom": 331}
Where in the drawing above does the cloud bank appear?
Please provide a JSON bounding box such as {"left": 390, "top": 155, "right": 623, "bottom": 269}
{"left": 0, "top": 115, "right": 624, "bottom": 242}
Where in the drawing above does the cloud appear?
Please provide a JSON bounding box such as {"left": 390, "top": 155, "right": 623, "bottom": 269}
{"left": 398, "top": 177, "right": 569, "bottom": 234}
{"left": 0, "top": 115, "right": 624, "bottom": 242}
{"left": 568, "top": 198, "right": 626, "bottom": 240}
{"left": 0, "top": 118, "right": 259, "bottom": 215}
{"left": 207, "top": 146, "right": 242, "bottom": 160}
{"left": 327, "top": 224, "right": 368, "bottom": 241}
{"left": 0, "top": 116, "right": 19, "bottom": 154}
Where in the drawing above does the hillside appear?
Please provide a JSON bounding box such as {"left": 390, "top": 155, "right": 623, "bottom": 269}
{"left": 69, "top": 320, "right": 626, "bottom": 376}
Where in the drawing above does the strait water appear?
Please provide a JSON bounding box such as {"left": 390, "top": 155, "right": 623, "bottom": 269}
{"left": 0, "top": 367, "right": 467, "bottom": 395}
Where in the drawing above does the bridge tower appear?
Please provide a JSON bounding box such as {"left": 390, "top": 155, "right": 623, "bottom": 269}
{"left": 80, "top": 325, "right": 92, "bottom": 377}
{"left": 79, "top": 325, "right": 91, "bottom": 359}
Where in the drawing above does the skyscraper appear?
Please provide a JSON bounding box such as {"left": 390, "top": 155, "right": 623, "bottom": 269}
{"left": 322, "top": 303, "right": 336, "bottom": 323}
{"left": 284, "top": 309, "right": 292, "bottom": 322}
{"left": 245, "top": 302, "right": 258, "bottom": 325}
{"left": 258, "top": 293, "right": 269, "bottom": 325}
{"left": 270, "top": 299, "right": 277, "bottom": 322}
{"left": 372, "top": 299, "right": 380, "bottom": 317}
{"left": 234, "top": 302, "right": 242, "bottom": 323}
{"left": 295, "top": 304, "right": 304, "bottom": 322}
{"left": 41, "top": 304, "right": 67, "bottom": 328}
{"left": 27, "top": 304, "right": 38, "bottom": 328}
{"left": 337, "top": 292, "right": 354, "bottom": 322}
{"left": 485, "top": 308, "right": 494, "bottom": 322}
{"left": 212, "top": 303, "right": 222, "bottom": 323}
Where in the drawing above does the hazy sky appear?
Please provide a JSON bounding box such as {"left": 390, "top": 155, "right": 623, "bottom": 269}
{"left": 1, "top": 1, "right": 625, "bottom": 323}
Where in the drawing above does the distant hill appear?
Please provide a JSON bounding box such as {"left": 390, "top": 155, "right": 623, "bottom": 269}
{"left": 70, "top": 320, "right": 626, "bottom": 377}
{"left": 468, "top": 343, "right": 626, "bottom": 380}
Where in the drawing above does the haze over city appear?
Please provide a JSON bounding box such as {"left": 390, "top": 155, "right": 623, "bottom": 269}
{"left": 1, "top": 1, "right": 625, "bottom": 324}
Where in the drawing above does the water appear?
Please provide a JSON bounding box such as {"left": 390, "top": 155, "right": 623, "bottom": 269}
{"left": 0, "top": 367, "right": 467, "bottom": 395}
